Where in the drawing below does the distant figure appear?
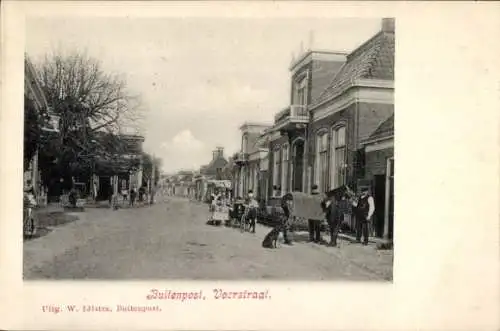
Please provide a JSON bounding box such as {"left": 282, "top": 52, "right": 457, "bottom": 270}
{"left": 130, "top": 186, "right": 137, "bottom": 206}
{"left": 68, "top": 188, "right": 78, "bottom": 208}
{"left": 24, "top": 179, "right": 37, "bottom": 207}
{"left": 139, "top": 186, "right": 146, "bottom": 202}
{"left": 121, "top": 188, "right": 128, "bottom": 203}
{"left": 245, "top": 190, "right": 259, "bottom": 233}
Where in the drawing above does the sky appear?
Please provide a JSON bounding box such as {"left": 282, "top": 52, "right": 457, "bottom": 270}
{"left": 26, "top": 17, "right": 381, "bottom": 173}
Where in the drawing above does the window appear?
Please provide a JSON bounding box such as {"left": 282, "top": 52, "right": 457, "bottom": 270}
{"left": 333, "top": 126, "right": 347, "bottom": 187}
{"left": 315, "top": 132, "right": 329, "bottom": 193}
{"left": 273, "top": 148, "right": 281, "bottom": 196}
{"left": 281, "top": 144, "right": 289, "bottom": 193}
{"left": 295, "top": 77, "right": 308, "bottom": 106}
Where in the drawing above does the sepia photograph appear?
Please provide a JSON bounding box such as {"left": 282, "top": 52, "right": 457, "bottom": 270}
{"left": 23, "top": 16, "right": 395, "bottom": 281}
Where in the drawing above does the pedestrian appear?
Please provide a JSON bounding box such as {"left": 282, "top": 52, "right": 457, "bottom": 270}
{"left": 130, "top": 186, "right": 137, "bottom": 207}
{"left": 245, "top": 190, "right": 259, "bottom": 233}
{"left": 139, "top": 185, "right": 145, "bottom": 202}
{"left": 24, "top": 179, "right": 38, "bottom": 208}
{"left": 121, "top": 188, "right": 128, "bottom": 204}
{"left": 352, "top": 186, "right": 375, "bottom": 245}
{"left": 308, "top": 185, "right": 323, "bottom": 243}
{"left": 324, "top": 189, "right": 349, "bottom": 247}
{"left": 280, "top": 193, "right": 293, "bottom": 245}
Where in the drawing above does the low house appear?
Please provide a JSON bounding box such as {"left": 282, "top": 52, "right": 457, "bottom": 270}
{"left": 360, "top": 114, "right": 394, "bottom": 239}
{"left": 92, "top": 133, "right": 145, "bottom": 201}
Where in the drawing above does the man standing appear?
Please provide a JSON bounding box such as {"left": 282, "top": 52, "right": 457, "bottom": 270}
{"left": 324, "top": 189, "right": 350, "bottom": 247}
{"left": 280, "top": 193, "right": 293, "bottom": 245}
{"left": 245, "top": 190, "right": 259, "bottom": 233}
{"left": 130, "top": 186, "right": 137, "bottom": 207}
{"left": 308, "top": 185, "right": 322, "bottom": 243}
{"left": 352, "top": 186, "right": 375, "bottom": 245}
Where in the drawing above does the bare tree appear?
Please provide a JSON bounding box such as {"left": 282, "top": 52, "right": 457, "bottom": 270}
{"left": 35, "top": 50, "right": 145, "bottom": 188}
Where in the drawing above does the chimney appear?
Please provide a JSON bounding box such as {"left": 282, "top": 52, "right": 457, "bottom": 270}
{"left": 216, "top": 146, "right": 224, "bottom": 159}
{"left": 212, "top": 150, "right": 217, "bottom": 161}
{"left": 381, "top": 18, "right": 395, "bottom": 33}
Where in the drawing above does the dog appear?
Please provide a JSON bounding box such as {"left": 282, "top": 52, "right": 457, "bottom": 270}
{"left": 262, "top": 225, "right": 283, "bottom": 249}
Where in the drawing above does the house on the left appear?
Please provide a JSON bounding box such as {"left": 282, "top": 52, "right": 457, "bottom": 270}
{"left": 24, "top": 56, "right": 60, "bottom": 206}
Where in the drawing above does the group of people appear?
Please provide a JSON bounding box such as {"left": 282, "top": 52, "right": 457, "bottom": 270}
{"left": 117, "top": 185, "right": 149, "bottom": 207}
{"left": 303, "top": 184, "right": 375, "bottom": 247}
{"left": 208, "top": 189, "right": 260, "bottom": 233}
{"left": 207, "top": 183, "right": 375, "bottom": 248}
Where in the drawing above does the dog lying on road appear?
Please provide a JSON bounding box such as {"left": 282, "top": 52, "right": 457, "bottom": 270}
{"left": 262, "top": 226, "right": 283, "bottom": 249}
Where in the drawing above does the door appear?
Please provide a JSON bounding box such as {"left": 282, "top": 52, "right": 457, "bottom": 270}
{"left": 388, "top": 159, "right": 394, "bottom": 239}
{"left": 97, "top": 176, "right": 111, "bottom": 201}
{"left": 292, "top": 140, "right": 304, "bottom": 192}
{"left": 373, "top": 175, "right": 386, "bottom": 238}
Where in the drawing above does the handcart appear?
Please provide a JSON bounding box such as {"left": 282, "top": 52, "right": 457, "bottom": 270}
{"left": 281, "top": 192, "right": 325, "bottom": 231}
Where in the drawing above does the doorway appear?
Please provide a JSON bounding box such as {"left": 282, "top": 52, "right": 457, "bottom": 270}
{"left": 292, "top": 140, "right": 304, "bottom": 192}
{"left": 97, "top": 176, "right": 111, "bottom": 201}
{"left": 373, "top": 175, "right": 386, "bottom": 238}
{"left": 388, "top": 158, "right": 394, "bottom": 239}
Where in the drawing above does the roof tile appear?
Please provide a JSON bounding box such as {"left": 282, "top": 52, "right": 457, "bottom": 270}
{"left": 315, "top": 31, "right": 395, "bottom": 105}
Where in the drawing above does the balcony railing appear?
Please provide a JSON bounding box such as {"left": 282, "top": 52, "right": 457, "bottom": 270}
{"left": 274, "top": 105, "right": 308, "bottom": 126}
{"left": 234, "top": 152, "right": 249, "bottom": 164}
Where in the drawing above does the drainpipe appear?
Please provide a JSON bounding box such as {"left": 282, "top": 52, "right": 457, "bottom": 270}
{"left": 303, "top": 68, "right": 311, "bottom": 193}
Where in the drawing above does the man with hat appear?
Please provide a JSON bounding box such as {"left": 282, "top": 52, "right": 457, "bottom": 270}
{"left": 308, "top": 184, "right": 323, "bottom": 243}
{"left": 324, "top": 186, "right": 350, "bottom": 247}
{"left": 352, "top": 186, "right": 375, "bottom": 245}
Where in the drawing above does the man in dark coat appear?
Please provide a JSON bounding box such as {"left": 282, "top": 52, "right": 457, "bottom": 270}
{"left": 280, "top": 193, "right": 293, "bottom": 245}
{"left": 308, "top": 185, "right": 322, "bottom": 243}
{"left": 324, "top": 187, "right": 350, "bottom": 247}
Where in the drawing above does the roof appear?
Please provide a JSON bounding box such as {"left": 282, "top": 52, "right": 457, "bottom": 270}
{"left": 314, "top": 29, "right": 395, "bottom": 105}
{"left": 366, "top": 114, "right": 394, "bottom": 142}
{"left": 202, "top": 156, "right": 228, "bottom": 175}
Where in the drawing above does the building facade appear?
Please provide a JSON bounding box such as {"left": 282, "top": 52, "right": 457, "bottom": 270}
{"left": 233, "top": 123, "right": 270, "bottom": 199}
{"left": 266, "top": 49, "right": 348, "bottom": 197}
{"left": 246, "top": 18, "right": 395, "bottom": 239}
{"left": 307, "top": 18, "right": 395, "bottom": 197}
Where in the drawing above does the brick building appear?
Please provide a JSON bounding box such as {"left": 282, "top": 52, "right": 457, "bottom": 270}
{"left": 264, "top": 49, "right": 348, "bottom": 198}
{"left": 234, "top": 18, "right": 395, "bottom": 240}
{"left": 307, "top": 17, "right": 395, "bottom": 196}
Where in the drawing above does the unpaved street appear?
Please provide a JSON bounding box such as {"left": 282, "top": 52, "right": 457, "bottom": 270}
{"left": 24, "top": 197, "right": 391, "bottom": 280}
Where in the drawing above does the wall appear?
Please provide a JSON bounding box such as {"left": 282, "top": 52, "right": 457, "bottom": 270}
{"left": 310, "top": 60, "right": 346, "bottom": 104}
{"left": 365, "top": 146, "right": 394, "bottom": 179}
{"left": 308, "top": 103, "right": 357, "bottom": 189}
{"left": 357, "top": 102, "right": 394, "bottom": 142}
{"left": 268, "top": 135, "right": 288, "bottom": 197}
